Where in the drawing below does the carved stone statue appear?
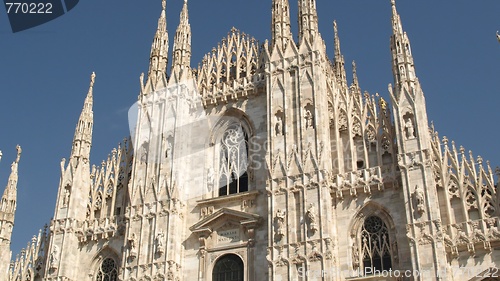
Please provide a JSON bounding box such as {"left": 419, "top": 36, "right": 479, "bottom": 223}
{"left": 405, "top": 118, "right": 415, "bottom": 139}
{"left": 414, "top": 185, "right": 425, "bottom": 214}
{"left": 274, "top": 209, "right": 286, "bottom": 240}
{"left": 165, "top": 142, "right": 172, "bottom": 159}
{"left": 207, "top": 168, "right": 215, "bottom": 190}
{"left": 305, "top": 109, "right": 313, "bottom": 129}
{"left": 306, "top": 204, "right": 318, "bottom": 234}
{"left": 49, "top": 245, "right": 59, "bottom": 270}
{"left": 62, "top": 188, "right": 70, "bottom": 208}
{"left": 129, "top": 233, "right": 137, "bottom": 257}
{"left": 275, "top": 115, "right": 283, "bottom": 136}
{"left": 156, "top": 230, "right": 165, "bottom": 255}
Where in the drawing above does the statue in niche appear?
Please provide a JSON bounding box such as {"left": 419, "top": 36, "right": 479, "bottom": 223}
{"left": 274, "top": 209, "right": 286, "bottom": 240}
{"left": 165, "top": 142, "right": 172, "bottom": 159}
{"left": 275, "top": 115, "right": 284, "bottom": 136}
{"left": 305, "top": 109, "right": 313, "bottom": 129}
{"left": 207, "top": 168, "right": 215, "bottom": 191}
{"left": 405, "top": 117, "right": 415, "bottom": 140}
{"left": 140, "top": 141, "right": 149, "bottom": 162}
{"left": 156, "top": 230, "right": 165, "bottom": 255}
{"left": 62, "top": 188, "right": 70, "bottom": 208}
{"left": 49, "top": 245, "right": 59, "bottom": 270}
{"left": 414, "top": 185, "right": 425, "bottom": 214}
{"left": 129, "top": 233, "right": 137, "bottom": 257}
{"left": 306, "top": 204, "right": 318, "bottom": 234}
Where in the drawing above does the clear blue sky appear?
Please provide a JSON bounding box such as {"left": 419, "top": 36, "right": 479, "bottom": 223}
{"left": 0, "top": 1, "right": 499, "bottom": 256}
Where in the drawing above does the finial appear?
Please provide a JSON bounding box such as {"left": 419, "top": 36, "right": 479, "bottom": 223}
{"left": 333, "top": 20, "right": 337, "bottom": 33}
{"left": 162, "top": 0, "right": 166, "bottom": 10}
{"left": 0, "top": 150, "right": 2, "bottom": 162}
{"left": 391, "top": 0, "right": 396, "bottom": 6}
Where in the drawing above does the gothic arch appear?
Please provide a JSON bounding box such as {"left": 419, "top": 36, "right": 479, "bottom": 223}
{"left": 349, "top": 202, "right": 396, "bottom": 237}
{"left": 208, "top": 108, "right": 255, "bottom": 146}
{"left": 208, "top": 109, "right": 255, "bottom": 197}
{"left": 349, "top": 202, "right": 398, "bottom": 274}
{"left": 90, "top": 247, "right": 120, "bottom": 281}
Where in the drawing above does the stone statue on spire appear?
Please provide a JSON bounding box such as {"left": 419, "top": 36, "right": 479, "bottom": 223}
{"left": 90, "top": 72, "right": 96, "bottom": 87}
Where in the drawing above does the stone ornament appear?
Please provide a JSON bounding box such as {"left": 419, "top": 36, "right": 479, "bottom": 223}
{"left": 414, "top": 185, "right": 425, "bottom": 214}
{"left": 306, "top": 204, "right": 318, "bottom": 235}
{"left": 274, "top": 209, "right": 286, "bottom": 241}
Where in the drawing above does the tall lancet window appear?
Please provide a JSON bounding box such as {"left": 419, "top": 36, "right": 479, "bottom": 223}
{"left": 95, "top": 258, "right": 118, "bottom": 281}
{"left": 218, "top": 123, "right": 249, "bottom": 196}
{"left": 360, "top": 216, "right": 392, "bottom": 273}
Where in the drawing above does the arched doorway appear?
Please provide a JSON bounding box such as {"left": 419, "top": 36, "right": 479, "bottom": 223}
{"left": 212, "top": 254, "right": 244, "bottom": 281}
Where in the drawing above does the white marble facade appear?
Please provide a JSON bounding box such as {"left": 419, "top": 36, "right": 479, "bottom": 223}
{"left": 2, "top": 1, "right": 500, "bottom": 281}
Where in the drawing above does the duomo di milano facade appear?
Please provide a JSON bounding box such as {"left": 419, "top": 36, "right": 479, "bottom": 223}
{"left": 1, "top": 0, "right": 500, "bottom": 280}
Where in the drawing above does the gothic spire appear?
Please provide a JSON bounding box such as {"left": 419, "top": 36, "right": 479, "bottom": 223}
{"left": 71, "top": 72, "right": 94, "bottom": 162}
{"left": 272, "top": 0, "right": 292, "bottom": 49}
{"left": 0, "top": 145, "right": 21, "bottom": 214}
{"left": 148, "top": 0, "right": 169, "bottom": 83}
{"left": 298, "top": 0, "right": 319, "bottom": 43}
{"left": 333, "top": 20, "right": 347, "bottom": 90}
{"left": 171, "top": 0, "right": 191, "bottom": 70}
{"left": 391, "top": 0, "right": 404, "bottom": 36}
{"left": 390, "top": 0, "right": 416, "bottom": 88}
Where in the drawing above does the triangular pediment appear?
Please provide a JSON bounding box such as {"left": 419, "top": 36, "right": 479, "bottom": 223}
{"left": 190, "top": 208, "right": 261, "bottom": 234}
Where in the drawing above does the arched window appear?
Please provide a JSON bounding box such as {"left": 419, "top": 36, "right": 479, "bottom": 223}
{"left": 360, "top": 216, "right": 392, "bottom": 273}
{"left": 213, "top": 254, "right": 244, "bottom": 281}
{"left": 218, "top": 123, "right": 249, "bottom": 196}
{"left": 95, "top": 258, "right": 118, "bottom": 281}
